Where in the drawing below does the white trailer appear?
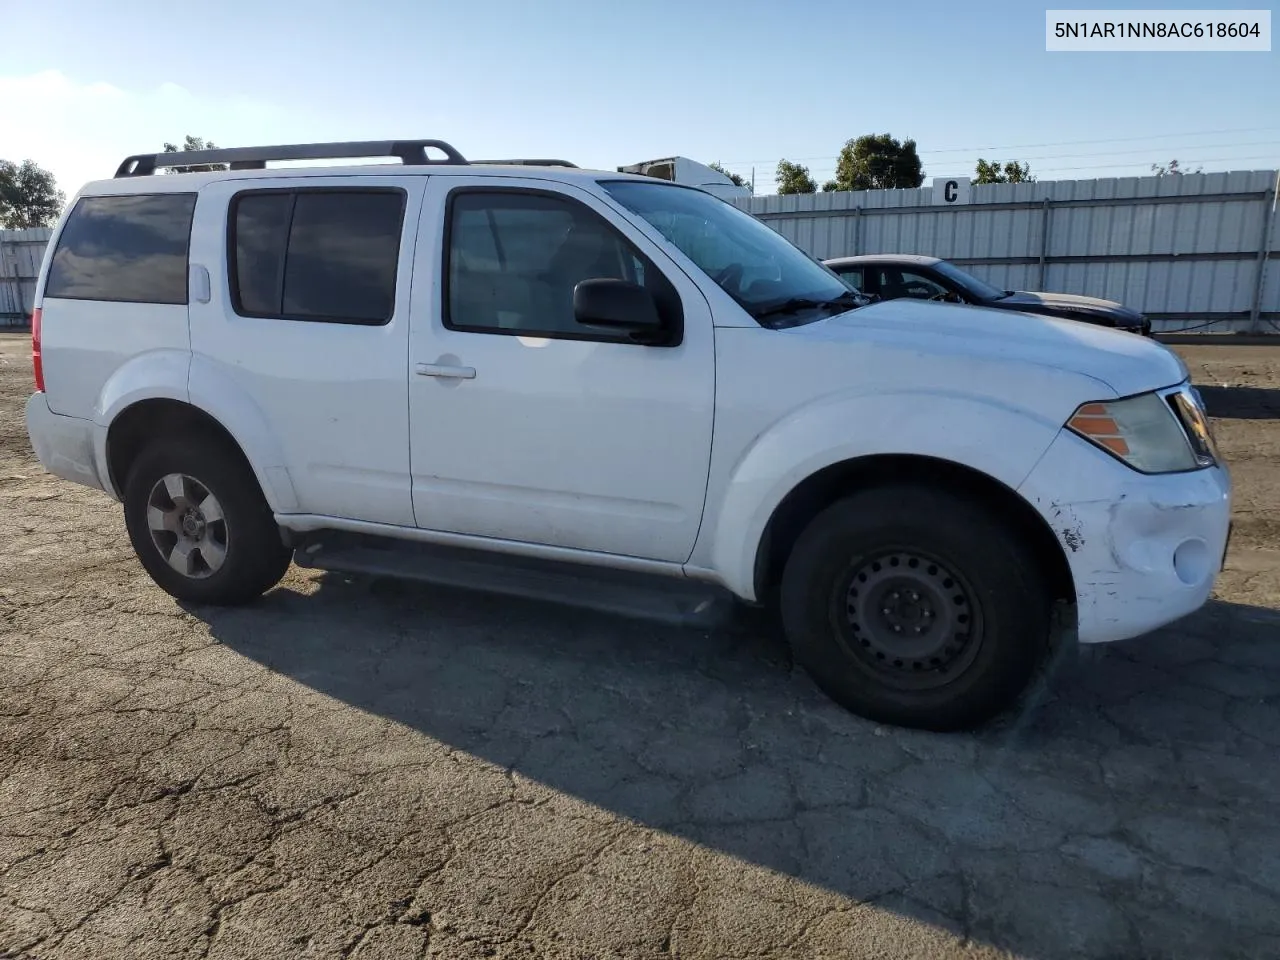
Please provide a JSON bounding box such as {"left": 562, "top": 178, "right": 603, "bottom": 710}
{"left": 616, "top": 156, "right": 752, "bottom": 201}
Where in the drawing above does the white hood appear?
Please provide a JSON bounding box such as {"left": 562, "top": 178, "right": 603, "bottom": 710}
{"left": 809, "top": 299, "right": 1186, "bottom": 399}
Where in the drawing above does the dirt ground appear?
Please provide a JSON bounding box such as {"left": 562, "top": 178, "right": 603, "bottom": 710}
{"left": 1, "top": 332, "right": 1278, "bottom": 960}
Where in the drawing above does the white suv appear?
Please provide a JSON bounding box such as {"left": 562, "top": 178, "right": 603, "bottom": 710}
{"left": 24, "top": 139, "right": 1231, "bottom": 731}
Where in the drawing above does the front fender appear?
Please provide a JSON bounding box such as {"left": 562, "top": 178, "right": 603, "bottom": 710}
{"left": 702, "top": 389, "right": 1066, "bottom": 600}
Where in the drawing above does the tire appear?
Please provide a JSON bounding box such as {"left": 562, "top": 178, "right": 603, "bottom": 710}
{"left": 122, "top": 436, "right": 291, "bottom": 606}
{"left": 778, "top": 485, "right": 1051, "bottom": 732}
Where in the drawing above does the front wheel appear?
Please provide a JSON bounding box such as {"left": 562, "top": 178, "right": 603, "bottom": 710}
{"left": 779, "top": 486, "right": 1052, "bottom": 731}
{"left": 123, "top": 437, "right": 291, "bottom": 606}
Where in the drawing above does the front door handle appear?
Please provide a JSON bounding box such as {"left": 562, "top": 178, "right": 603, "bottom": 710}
{"left": 416, "top": 362, "right": 476, "bottom": 380}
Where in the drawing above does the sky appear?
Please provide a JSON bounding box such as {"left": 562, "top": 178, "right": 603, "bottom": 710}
{"left": 0, "top": 0, "right": 1276, "bottom": 197}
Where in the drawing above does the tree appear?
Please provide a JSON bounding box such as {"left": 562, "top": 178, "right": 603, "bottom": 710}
{"left": 162, "top": 135, "right": 228, "bottom": 173}
{"left": 831, "top": 134, "right": 925, "bottom": 192}
{"left": 821, "top": 180, "right": 840, "bottom": 192}
{"left": 0, "top": 159, "right": 66, "bottom": 229}
{"left": 775, "top": 159, "right": 817, "bottom": 195}
{"left": 974, "top": 158, "right": 1035, "bottom": 184}
{"left": 1151, "top": 159, "right": 1202, "bottom": 176}
{"left": 708, "top": 161, "right": 750, "bottom": 191}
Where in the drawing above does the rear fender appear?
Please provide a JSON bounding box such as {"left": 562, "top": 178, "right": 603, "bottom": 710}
{"left": 185, "top": 355, "right": 299, "bottom": 513}
{"left": 95, "top": 351, "right": 299, "bottom": 512}
{"left": 92, "top": 349, "right": 191, "bottom": 498}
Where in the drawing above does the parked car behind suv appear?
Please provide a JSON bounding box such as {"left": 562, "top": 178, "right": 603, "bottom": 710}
{"left": 824, "top": 254, "right": 1152, "bottom": 335}
{"left": 25, "top": 139, "right": 1229, "bottom": 731}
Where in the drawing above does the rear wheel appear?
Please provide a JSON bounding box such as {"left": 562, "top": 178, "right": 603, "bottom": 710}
{"left": 779, "top": 485, "right": 1051, "bottom": 731}
{"left": 123, "top": 437, "right": 291, "bottom": 605}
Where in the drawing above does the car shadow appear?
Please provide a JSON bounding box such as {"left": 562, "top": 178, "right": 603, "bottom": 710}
{"left": 191, "top": 575, "right": 1280, "bottom": 959}
{"left": 1197, "top": 384, "right": 1280, "bottom": 420}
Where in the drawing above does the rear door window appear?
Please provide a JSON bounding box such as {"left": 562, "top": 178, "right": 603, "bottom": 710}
{"left": 45, "top": 193, "right": 197, "bottom": 304}
{"left": 230, "top": 188, "right": 406, "bottom": 325}
{"left": 232, "top": 193, "right": 292, "bottom": 316}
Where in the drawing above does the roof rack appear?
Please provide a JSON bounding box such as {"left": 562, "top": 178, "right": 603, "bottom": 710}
{"left": 472, "top": 159, "right": 579, "bottom": 168}
{"left": 114, "top": 139, "right": 468, "bottom": 178}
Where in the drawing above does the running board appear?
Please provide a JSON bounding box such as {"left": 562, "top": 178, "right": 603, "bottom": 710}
{"left": 292, "top": 531, "right": 737, "bottom": 629}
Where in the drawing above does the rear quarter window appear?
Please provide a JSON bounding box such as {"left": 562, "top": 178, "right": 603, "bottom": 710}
{"left": 44, "top": 193, "right": 197, "bottom": 304}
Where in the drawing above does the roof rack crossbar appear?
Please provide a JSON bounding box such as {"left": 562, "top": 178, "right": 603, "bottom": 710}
{"left": 473, "top": 159, "right": 579, "bottom": 168}
{"left": 114, "top": 139, "right": 468, "bottom": 178}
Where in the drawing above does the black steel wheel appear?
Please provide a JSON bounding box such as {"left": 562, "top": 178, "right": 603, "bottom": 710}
{"left": 779, "top": 485, "right": 1052, "bottom": 731}
{"left": 840, "top": 549, "right": 984, "bottom": 688}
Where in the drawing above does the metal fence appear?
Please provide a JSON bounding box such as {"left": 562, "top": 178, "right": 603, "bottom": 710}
{"left": 0, "top": 228, "right": 51, "bottom": 328}
{"left": 734, "top": 170, "right": 1280, "bottom": 334}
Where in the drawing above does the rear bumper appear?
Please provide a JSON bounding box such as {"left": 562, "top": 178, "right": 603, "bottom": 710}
{"left": 24, "top": 392, "right": 107, "bottom": 492}
{"left": 1018, "top": 430, "right": 1231, "bottom": 644}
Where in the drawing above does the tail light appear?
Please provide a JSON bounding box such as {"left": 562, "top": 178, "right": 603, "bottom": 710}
{"left": 31, "top": 307, "right": 44, "bottom": 392}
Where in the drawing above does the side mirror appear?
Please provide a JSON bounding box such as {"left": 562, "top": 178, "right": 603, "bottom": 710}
{"left": 573, "top": 279, "right": 662, "bottom": 333}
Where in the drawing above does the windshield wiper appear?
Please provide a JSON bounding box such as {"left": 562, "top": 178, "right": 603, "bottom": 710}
{"left": 752, "top": 291, "right": 865, "bottom": 322}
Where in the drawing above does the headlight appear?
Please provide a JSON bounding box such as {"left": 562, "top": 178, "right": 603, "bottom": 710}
{"left": 1169, "top": 386, "right": 1220, "bottom": 464}
{"left": 1067, "top": 388, "right": 1214, "bottom": 473}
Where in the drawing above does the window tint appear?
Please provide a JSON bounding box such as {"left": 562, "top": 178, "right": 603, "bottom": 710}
{"left": 45, "top": 193, "right": 196, "bottom": 304}
{"left": 446, "top": 191, "right": 675, "bottom": 340}
{"left": 284, "top": 192, "right": 404, "bottom": 321}
{"left": 230, "top": 189, "right": 405, "bottom": 324}
{"left": 234, "top": 194, "right": 291, "bottom": 315}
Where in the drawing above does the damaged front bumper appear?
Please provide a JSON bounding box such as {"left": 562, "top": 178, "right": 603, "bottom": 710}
{"left": 1018, "top": 428, "right": 1232, "bottom": 644}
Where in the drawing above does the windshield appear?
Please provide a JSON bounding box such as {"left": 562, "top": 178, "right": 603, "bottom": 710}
{"left": 932, "top": 259, "right": 1008, "bottom": 302}
{"left": 601, "top": 180, "right": 861, "bottom": 327}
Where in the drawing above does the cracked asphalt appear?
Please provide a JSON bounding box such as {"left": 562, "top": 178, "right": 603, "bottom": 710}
{"left": 2, "top": 333, "right": 1279, "bottom": 960}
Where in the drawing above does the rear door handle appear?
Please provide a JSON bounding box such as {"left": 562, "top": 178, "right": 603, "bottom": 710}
{"left": 416, "top": 363, "right": 476, "bottom": 379}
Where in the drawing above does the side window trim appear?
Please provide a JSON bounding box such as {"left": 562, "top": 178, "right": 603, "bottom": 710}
{"left": 226, "top": 185, "right": 408, "bottom": 326}
{"left": 440, "top": 185, "right": 683, "bottom": 346}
